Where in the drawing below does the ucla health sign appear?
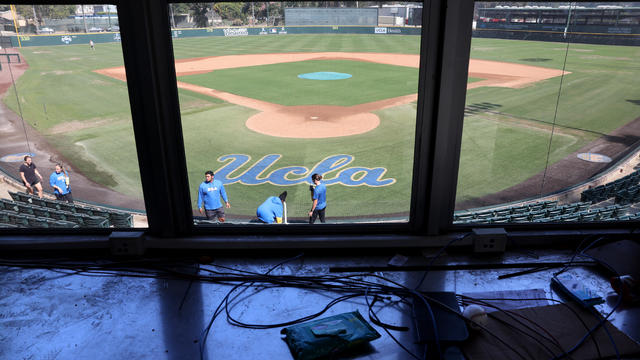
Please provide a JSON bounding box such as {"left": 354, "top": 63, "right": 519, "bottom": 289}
{"left": 214, "top": 154, "right": 395, "bottom": 187}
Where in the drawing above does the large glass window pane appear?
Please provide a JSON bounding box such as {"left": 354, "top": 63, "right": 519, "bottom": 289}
{"left": 455, "top": 2, "right": 640, "bottom": 225}
{"left": 167, "top": 2, "right": 422, "bottom": 225}
{"left": 0, "top": 4, "right": 146, "bottom": 228}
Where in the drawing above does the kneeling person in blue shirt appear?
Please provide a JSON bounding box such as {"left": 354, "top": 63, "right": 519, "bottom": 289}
{"left": 49, "top": 164, "right": 73, "bottom": 203}
{"left": 256, "top": 191, "right": 287, "bottom": 224}
{"left": 197, "top": 171, "right": 230, "bottom": 222}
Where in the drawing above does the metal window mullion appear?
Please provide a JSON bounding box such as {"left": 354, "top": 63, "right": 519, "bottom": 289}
{"left": 410, "top": 0, "right": 445, "bottom": 234}
{"left": 117, "top": 0, "right": 192, "bottom": 237}
{"left": 425, "top": 0, "right": 475, "bottom": 234}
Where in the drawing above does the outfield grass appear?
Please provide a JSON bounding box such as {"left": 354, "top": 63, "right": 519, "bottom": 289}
{"left": 179, "top": 59, "right": 419, "bottom": 106}
{"left": 3, "top": 34, "right": 639, "bottom": 216}
{"left": 456, "top": 38, "right": 640, "bottom": 204}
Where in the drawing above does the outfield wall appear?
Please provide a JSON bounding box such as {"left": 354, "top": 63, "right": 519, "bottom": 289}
{"left": 9, "top": 26, "right": 421, "bottom": 47}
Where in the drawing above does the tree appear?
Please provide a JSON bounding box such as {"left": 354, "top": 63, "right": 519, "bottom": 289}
{"left": 172, "top": 3, "right": 191, "bottom": 15}
{"left": 14, "top": 5, "right": 75, "bottom": 26}
{"left": 213, "top": 3, "right": 245, "bottom": 22}
{"left": 189, "top": 3, "right": 212, "bottom": 27}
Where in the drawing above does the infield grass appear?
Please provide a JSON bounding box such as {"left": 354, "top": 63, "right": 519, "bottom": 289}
{"left": 179, "top": 59, "right": 419, "bottom": 106}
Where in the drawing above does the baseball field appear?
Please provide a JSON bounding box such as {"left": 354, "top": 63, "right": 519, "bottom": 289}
{"left": 2, "top": 33, "right": 639, "bottom": 219}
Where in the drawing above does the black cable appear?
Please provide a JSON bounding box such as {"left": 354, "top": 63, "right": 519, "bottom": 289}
{"left": 462, "top": 298, "right": 568, "bottom": 359}
{"left": 414, "top": 233, "right": 470, "bottom": 290}
{"left": 460, "top": 295, "right": 602, "bottom": 359}
{"left": 199, "top": 253, "right": 304, "bottom": 360}
{"left": 364, "top": 289, "right": 420, "bottom": 360}
{"left": 551, "top": 295, "right": 622, "bottom": 360}
{"left": 0, "top": 258, "right": 531, "bottom": 360}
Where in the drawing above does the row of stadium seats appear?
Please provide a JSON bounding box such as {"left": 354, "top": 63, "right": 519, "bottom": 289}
{"left": 8, "top": 191, "right": 133, "bottom": 227}
{"left": 454, "top": 200, "right": 561, "bottom": 222}
{"left": 614, "top": 185, "right": 640, "bottom": 205}
{"left": 581, "top": 169, "right": 640, "bottom": 203}
{"left": 0, "top": 210, "right": 79, "bottom": 228}
{"left": 453, "top": 202, "right": 630, "bottom": 224}
{"left": 0, "top": 199, "right": 109, "bottom": 227}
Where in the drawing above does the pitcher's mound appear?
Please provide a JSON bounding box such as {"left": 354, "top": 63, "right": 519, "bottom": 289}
{"left": 246, "top": 105, "right": 380, "bottom": 139}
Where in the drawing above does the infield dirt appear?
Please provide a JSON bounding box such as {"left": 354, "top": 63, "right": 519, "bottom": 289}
{"left": 96, "top": 52, "right": 567, "bottom": 139}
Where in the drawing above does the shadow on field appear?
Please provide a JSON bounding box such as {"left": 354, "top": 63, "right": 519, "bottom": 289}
{"left": 626, "top": 99, "right": 640, "bottom": 106}
{"left": 519, "top": 58, "right": 552, "bottom": 62}
{"left": 464, "top": 102, "right": 502, "bottom": 117}
{"left": 601, "top": 134, "right": 640, "bottom": 146}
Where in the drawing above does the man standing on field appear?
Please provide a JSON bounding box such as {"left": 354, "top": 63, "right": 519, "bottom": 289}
{"left": 19, "top": 155, "right": 44, "bottom": 198}
{"left": 308, "top": 173, "right": 327, "bottom": 224}
{"left": 197, "top": 171, "right": 230, "bottom": 222}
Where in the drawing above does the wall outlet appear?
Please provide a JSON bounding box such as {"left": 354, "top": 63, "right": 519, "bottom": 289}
{"left": 109, "top": 231, "right": 145, "bottom": 256}
{"left": 472, "top": 228, "right": 507, "bottom": 253}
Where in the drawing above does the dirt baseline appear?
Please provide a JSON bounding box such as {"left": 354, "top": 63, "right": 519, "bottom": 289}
{"left": 96, "top": 52, "right": 568, "bottom": 139}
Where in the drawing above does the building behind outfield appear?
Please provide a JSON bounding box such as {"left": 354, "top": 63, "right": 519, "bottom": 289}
{"left": 474, "top": 5, "right": 640, "bottom": 46}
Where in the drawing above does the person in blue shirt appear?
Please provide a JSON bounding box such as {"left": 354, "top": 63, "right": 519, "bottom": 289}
{"left": 49, "top": 163, "right": 73, "bottom": 203}
{"left": 197, "top": 170, "right": 230, "bottom": 222}
{"left": 308, "top": 173, "right": 326, "bottom": 224}
{"left": 256, "top": 191, "right": 287, "bottom": 224}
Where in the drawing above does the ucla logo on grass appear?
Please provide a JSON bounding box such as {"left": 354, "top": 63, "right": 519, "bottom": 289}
{"left": 214, "top": 154, "right": 395, "bottom": 187}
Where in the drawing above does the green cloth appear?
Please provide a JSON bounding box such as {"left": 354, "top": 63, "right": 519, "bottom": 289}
{"left": 281, "top": 310, "right": 381, "bottom": 360}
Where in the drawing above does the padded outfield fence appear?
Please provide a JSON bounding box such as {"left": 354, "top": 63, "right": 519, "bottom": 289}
{"left": 473, "top": 26, "right": 640, "bottom": 46}
{"left": 6, "top": 26, "right": 421, "bottom": 48}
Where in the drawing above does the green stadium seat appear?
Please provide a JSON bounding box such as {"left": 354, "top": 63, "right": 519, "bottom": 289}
{"left": 8, "top": 191, "right": 21, "bottom": 202}
{"left": 495, "top": 209, "right": 511, "bottom": 217}
{"left": 46, "top": 219, "right": 78, "bottom": 228}
{"left": 0, "top": 223, "right": 18, "bottom": 228}
{"left": 15, "top": 203, "right": 36, "bottom": 216}
{"left": 547, "top": 209, "right": 562, "bottom": 217}
{"left": 597, "top": 209, "right": 614, "bottom": 220}
{"left": 55, "top": 201, "right": 76, "bottom": 213}
{"left": 32, "top": 206, "right": 51, "bottom": 218}
{"left": 580, "top": 213, "right": 597, "bottom": 221}
{"left": 73, "top": 206, "right": 94, "bottom": 216}
{"left": 454, "top": 214, "right": 474, "bottom": 221}
{"left": 7, "top": 213, "right": 30, "bottom": 226}
{"left": 476, "top": 212, "right": 494, "bottom": 220}
{"left": 26, "top": 217, "right": 49, "bottom": 228}
{"left": 109, "top": 212, "right": 133, "bottom": 227}
{"left": 491, "top": 218, "right": 510, "bottom": 223}
{"left": 528, "top": 204, "right": 544, "bottom": 212}
{"left": 613, "top": 204, "right": 631, "bottom": 217}
{"left": 42, "top": 199, "right": 61, "bottom": 210}
{"left": 0, "top": 199, "right": 17, "bottom": 210}
{"left": 47, "top": 210, "right": 68, "bottom": 221}
{"left": 511, "top": 215, "right": 529, "bottom": 222}
{"left": 83, "top": 215, "right": 110, "bottom": 228}
{"left": 530, "top": 213, "right": 546, "bottom": 221}
{"left": 512, "top": 206, "right": 528, "bottom": 214}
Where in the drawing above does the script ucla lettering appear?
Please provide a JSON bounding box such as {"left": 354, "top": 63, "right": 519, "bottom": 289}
{"left": 214, "top": 154, "right": 395, "bottom": 187}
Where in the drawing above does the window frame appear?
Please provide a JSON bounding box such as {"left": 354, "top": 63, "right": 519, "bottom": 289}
{"left": 1, "top": 0, "right": 638, "bottom": 250}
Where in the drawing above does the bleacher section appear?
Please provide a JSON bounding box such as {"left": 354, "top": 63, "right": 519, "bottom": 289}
{"left": 581, "top": 169, "right": 640, "bottom": 204}
{"left": 453, "top": 200, "right": 636, "bottom": 224}
{"left": 0, "top": 192, "right": 133, "bottom": 228}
